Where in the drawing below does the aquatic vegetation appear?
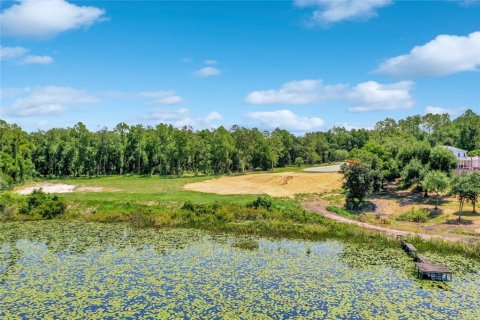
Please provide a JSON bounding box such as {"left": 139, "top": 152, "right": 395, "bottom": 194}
{"left": 1, "top": 221, "right": 479, "bottom": 319}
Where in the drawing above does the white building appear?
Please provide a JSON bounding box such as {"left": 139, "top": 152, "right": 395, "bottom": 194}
{"left": 443, "top": 146, "right": 480, "bottom": 170}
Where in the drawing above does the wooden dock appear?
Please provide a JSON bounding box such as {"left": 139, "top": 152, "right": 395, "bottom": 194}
{"left": 400, "top": 240, "right": 418, "bottom": 257}
{"left": 399, "top": 239, "right": 452, "bottom": 282}
{"left": 414, "top": 262, "right": 453, "bottom": 282}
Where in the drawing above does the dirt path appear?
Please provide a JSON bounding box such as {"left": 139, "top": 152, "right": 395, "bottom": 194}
{"left": 304, "top": 201, "right": 479, "bottom": 244}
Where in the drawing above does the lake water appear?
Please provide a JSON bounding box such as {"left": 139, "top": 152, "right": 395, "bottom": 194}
{"left": 1, "top": 221, "right": 479, "bottom": 319}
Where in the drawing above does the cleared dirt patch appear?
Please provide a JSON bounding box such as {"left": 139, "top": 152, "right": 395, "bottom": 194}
{"left": 15, "top": 183, "right": 104, "bottom": 195}
{"left": 184, "top": 172, "right": 342, "bottom": 197}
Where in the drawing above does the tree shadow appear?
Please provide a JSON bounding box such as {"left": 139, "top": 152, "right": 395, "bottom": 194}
{"left": 445, "top": 218, "right": 473, "bottom": 225}
{"left": 454, "top": 211, "right": 480, "bottom": 217}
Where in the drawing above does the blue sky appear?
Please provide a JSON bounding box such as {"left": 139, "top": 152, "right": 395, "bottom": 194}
{"left": 0, "top": 0, "right": 479, "bottom": 133}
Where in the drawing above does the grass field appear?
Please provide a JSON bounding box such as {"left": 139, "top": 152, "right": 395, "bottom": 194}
{"left": 5, "top": 173, "right": 480, "bottom": 259}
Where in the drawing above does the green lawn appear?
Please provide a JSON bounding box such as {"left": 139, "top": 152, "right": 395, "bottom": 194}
{"left": 43, "top": 175, "right": 258, "bottom": 215}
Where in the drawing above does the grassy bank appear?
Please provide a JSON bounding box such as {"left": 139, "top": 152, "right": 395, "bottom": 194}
{"left": 2, "top": 175, "right": 480, "bottom": 260}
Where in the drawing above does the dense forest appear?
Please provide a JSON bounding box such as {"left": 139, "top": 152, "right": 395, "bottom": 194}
{"left": 1, "top": 109, "right": 479, "bottom": 191}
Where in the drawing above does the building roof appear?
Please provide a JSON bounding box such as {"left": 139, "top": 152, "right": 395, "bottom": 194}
{"left": 442, "top": 146, "right": 468, "bottom": 159}
{"left": 443, "top": 146, "right": 467, "bottom": 153}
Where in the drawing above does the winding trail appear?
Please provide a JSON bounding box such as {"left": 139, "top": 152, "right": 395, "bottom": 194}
{"left": 304, "top": 201, "right": 479, "bottom": 244}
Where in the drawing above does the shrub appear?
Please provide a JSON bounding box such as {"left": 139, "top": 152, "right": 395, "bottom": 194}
{"left": 20, "top": 189, "right": 66, "bottom": 219}
{"left": 130, "top": 210, "right": 156, "bottom": 228}
{"left": 0, "top": 174, "right": 12, "bottom": 191}
{"left": 182, "top": 201, "right": 220, "bottom": 216}
{"left": 246, "top": 196, "right": 272, "bottom": 211}
{"left": 294, "top": 157, "right": 305, "bottom": 167}
{"left": 395, "top": 208, "right": 429, "bottom": 223}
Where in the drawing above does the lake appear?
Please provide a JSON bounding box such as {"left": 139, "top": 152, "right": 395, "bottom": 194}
{"left": 1, "top": 221, "right": 479, "bottom": 319}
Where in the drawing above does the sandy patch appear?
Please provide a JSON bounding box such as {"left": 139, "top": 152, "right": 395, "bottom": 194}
{"left": 184, "top": 172, "right": 342, "bottom": 197}
{"left": 303, "top": 164, "right": 342, "bottom": 173}
{"left": 15, "top": 183, "right": 104, "bottom": 195}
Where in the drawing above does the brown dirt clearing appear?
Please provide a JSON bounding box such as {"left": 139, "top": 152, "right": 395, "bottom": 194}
{"left": 184, "top": 172, "right": 342, "bottom": 197}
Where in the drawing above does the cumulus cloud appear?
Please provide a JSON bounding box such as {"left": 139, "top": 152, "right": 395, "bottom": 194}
{"left": 0, "top": 0, "right": 105, "bottom": 39}
{"left": 140, "top": 90, "right": 184, "bottom": 105}
{"left": 425, "top": 106, "right": 465, "bottom": 116}
{"left": 7, "top": 86, "right": 97, "bottom": 116}
{"left": 203, "top": 111, "right": 223, "bottom": 124}
{"left": 194, "top": 66, "right": 221, "bottom": 77}
{"left": 295, "top": 0, "right": 392, "bottom": 25}
{"left": 376, "top": 31, "right": 480, "bottom": 76}
{"left": 146, "top": 108, "right": 223, "bottom": 129}
{"left": 245, "top": 79, "right": 414, "bottom": 112}
{"left": 0, "top": 46, "right": 28, "bottom": 59}
{"left": 244, "top": 79, "right": 346, "bottom": 104}
{"left": 347, "top": 81, "right": 415, "bottom": 112}
{"left": 22, "top": 55, "right": 54, "bottom": 65}
{"left": 245, "top": 109, "right": 325, "bottom": 131}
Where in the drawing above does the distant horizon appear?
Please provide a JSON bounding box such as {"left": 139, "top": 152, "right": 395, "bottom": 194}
{"left": 1, "top": 0, "right": 479, "bottom": 133}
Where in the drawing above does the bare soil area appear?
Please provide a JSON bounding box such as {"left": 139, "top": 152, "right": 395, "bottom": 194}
{"left": 15, "top": 183, "right": 104, "bottom": 195}
{"left": 184, "top": 172, "right": 342, "bottom": 197}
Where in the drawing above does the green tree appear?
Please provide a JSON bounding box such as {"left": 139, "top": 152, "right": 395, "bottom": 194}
{"left": 450, "top": 174, "right": 478, "bottom": 220}
{"left": 401, "top": 159, "right": 426, "bottom": 189}
{"left": 421, "top": 171, "right": 449, "bottom": 209}
{"left": 340, "top": 160, "right": 373, "bottom": 210}
{"left": 429, "top": 146, "right": 457, "bottom": 174}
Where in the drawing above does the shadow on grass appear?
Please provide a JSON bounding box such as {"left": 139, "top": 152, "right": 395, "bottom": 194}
{"left": 445, "top": 219, "right": 474, "bottom": 225}
{"left": 454, "top": 211, "right": 480, "bottom": 217}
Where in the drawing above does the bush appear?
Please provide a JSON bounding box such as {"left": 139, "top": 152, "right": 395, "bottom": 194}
{"left": 0, "top": 174, "right": 12, "bottom": 191}
{"left": 20, "top": 189, "right": 66, "bottom": 219}
{"left": 247, "top": 196, "right": 272, "bottom": 211}
{"left": 294, "top": 157, "right": 305, "bottom": 167}
{"left": 395, "top": 208, "right": 429, "bottom": 223}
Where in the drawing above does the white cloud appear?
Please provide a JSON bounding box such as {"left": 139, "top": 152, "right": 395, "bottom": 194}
{"left": 23, "top": 55, "right": 54, "bottom": 65}
{"left": 7, "top": 86, "right": 97, "bottom": 116}
{"left": 0, "top": 46, "right": 53, "bottom": 64}
{"left": 140, "top": 90, "right": 184, "bottom": 105}
{"left": 245, "top": 79, "right": 414, "bottom": 112}
{"left": 0, "top": 46, "right": 28, "bottom": 59}
{"left": 347, "top": 81, "right": 415, "bottom": 112}
{"left": 203, "top": 111, "right": 223, "bottom": 124}
{"left": 425, "top": 106, "right": 465, "bottom": 116}
{"left": 194, "top": 66, "right": 221, "bottom": 77}
{"left": 377, "top": 31, "right": 480, "bottom": 76}
{"left": 245, "top": 109, "right": 325, "bottom": 131}
{"left": 204, "top": 59, "right": 218, "bottom": 65}
{"left": 146, "top": 108, "right": 223, "bottom": 129}
{"left": 244, "top": 79, "right": 346, "bottom": 104}
{"left": 0, "top": 0, "right": 105, "bottom": 39}
{"left": 295, "top": 0, "right": 392, "bottom": 25}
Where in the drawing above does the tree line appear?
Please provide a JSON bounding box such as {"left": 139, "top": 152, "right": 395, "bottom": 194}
{"left": 1, "top": 109, "right": 479, "bottom": 191}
